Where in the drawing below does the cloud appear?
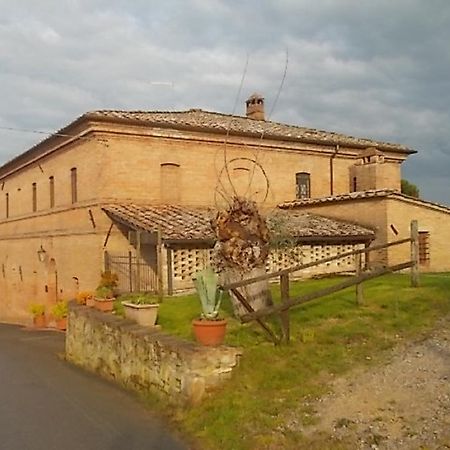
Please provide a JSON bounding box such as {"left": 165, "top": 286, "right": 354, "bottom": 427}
{"left": 0, "top": 0, "right": 449, "bottom": 203}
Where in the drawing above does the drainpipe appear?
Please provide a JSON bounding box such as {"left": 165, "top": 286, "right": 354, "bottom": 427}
{"left": 330, "top": 144, "right": 339, "bottom": 196}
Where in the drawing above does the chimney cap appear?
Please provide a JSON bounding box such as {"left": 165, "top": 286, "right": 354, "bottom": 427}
{"left": 245, "top": 92, "right": 265, "bottom": 120}
{"left": 246, "top": 92, "right": 264, "bottom": 103}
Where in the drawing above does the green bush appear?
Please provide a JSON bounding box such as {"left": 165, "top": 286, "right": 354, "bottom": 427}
{"left": 95, "top": 286, "right": 114, "bottom": 299}
{"left": 51, "top": 300, "right": 68, "bottom": 319}
{"left": 29, "top": 303, "right": 45, "bottom": 317}
{"left": 117, "top": 292, "right": 159, "bottom": 305}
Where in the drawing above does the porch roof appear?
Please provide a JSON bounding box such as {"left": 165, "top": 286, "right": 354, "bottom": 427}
{"left": 102, "top": 204, "right": 215, "bottom": 241}
{"left": 102, "top": 203, "right": 374, "bottom": 244}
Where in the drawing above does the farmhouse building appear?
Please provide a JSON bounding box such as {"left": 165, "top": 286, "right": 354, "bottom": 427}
{"left": 1, "top": 93, "right": 445, "bottom": 325}
{"left": 280, "top": 189, "right": 450, "bottom": 272}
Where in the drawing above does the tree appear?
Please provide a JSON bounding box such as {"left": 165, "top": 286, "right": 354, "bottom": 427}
{"left": 401, "top": 179, "right": 420, "bottom": 198}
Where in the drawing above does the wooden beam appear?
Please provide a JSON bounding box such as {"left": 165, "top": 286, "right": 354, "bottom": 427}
{"left": 136, "top": 231, "right": 141, "bottom": 292}
{"left": 410, "top": 220, "right": 419, "bottom": 287}
{"left": 230, "top": 288, "right": 280, "bottom": 344}
{"left": 157, "top": 227, "right": 164, "bottom": 302}
{"left": 355, "top": 253, "right": 364, "bottom": 305}
{"left": 128, "top": 251, "right": 133, "bottom": 292}
{"left": 167, "top": 248, "right": 173, "bottom": 296}
{"left": 222, "top": 238, "right": 412, "bottom": 290}
{"left": 103, "top": 222, "right": 114, "bottom": 248}
{"left": 280, "top": 273, "right": 290, "bottom": 343}
{"left": 241, "top": 261, "right": 414, "bottom": 323}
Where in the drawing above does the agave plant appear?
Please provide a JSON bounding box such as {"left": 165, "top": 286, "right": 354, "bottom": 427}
{"left": 193, "top": 267, "right": 223, "bottom": 320}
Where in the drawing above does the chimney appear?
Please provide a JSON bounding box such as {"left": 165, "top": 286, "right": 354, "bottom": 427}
{"left": 245, "top": 93, "right": 265, "bottom": 120}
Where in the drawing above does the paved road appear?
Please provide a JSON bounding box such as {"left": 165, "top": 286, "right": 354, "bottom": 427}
{"left": 0, "top": 324, "right": 188, "bottom": 450}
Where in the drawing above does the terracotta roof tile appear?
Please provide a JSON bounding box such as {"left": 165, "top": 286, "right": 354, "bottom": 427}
{"left": 278, "top": 189, "right": 450, "bottom": 214}
{"left": 102, "top": 203, "right": 374, "bottom": 242}
{"left": 88, "top": 109, "right": 413, "bottom": 153}
{"left": 269, "top": 210, "right": 374, "bottom": 239}
{"left": 102, "top": 204, "right": 215, "bottom": 241}
{"left": 279, "top": 189, "right": 398, "bottom": 208}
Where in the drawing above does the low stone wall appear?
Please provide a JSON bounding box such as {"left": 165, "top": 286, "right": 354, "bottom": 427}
{"left": 65, "top": 303, "right": 242, "bottom": 405}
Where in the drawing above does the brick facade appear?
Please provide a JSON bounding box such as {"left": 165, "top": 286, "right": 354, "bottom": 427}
{"left": 279, "top": 191, "right": 450, "bottom": 272}
{"left": 0, "top": 107, "right": 414, "bottom": 324}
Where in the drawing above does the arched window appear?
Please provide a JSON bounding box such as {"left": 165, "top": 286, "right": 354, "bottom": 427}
{"left": 295, "top": 172, "right": 311, "bottom": 199}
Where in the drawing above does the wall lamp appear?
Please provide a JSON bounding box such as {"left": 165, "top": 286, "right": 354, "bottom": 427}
{"left": 37, "top": 245, "right": 47, "bottom": 263}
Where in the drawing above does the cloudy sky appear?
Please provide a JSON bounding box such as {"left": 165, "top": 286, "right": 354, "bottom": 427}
{"left": 1, "top": 0, "right": 449, "bottom": 204}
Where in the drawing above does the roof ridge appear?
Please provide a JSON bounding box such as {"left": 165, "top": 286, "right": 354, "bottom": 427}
{"left": 86, "top": 109, "right": 413, "bottom": 152}
{"left": 391, "top": 191, "right": 450, "bottom": 212}
{"left": 279, "top": 189, "right": 450, "bottom": 213}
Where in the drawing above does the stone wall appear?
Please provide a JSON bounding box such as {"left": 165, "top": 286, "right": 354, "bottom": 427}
{"left": 65, "top": 303, "right": 242, "bottom": 405}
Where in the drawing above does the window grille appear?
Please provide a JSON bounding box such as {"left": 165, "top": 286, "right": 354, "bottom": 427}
{"left": 295, "top": 172, "right": 311, "bottom": 199}
{"left": 418, "top": 231, "right": 430, "bottom": 265}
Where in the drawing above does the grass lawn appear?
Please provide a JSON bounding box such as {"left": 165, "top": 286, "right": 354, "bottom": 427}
{"left": 142, "top": 273, "right": 450, "bottom": 450}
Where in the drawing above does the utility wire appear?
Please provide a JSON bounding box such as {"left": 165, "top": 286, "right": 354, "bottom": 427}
{"left": 0, "top": 125, "right": 108, "bottom": 143}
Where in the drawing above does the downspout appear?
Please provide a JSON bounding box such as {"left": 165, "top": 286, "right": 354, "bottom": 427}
{"left": 330, "top": 144, "right": 339, "bottom": 195}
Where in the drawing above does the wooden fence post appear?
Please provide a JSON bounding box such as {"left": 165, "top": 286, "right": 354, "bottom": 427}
{"left": 157, "top": 227, "right": 164, "bottom": 302}
{"left": 355, "top": 253, "right": 364, "bottom": 305}
{"left": 410, "top": 220, "right": 419, "bottom": 287}
{"left": 167, "top": 247, "right": 173, "bottom": 296}
{"left": 280, "top": 273, "right": 290, "bottom": 343}
{"left": 136, "top": 231, "right": 141, "bottom": 292}
{"left": 128, "top": 251, "right": 133, "bottom": 292}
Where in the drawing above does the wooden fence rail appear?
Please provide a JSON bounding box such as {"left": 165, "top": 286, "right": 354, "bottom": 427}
{"left": 221, "top": 220, "right": 420, "bottom": 345}
{"left": 221, "top": 237, "right": 411, "bottom": 291}
{"left": 240, "top": 261, "right": 414, "bottom": 323}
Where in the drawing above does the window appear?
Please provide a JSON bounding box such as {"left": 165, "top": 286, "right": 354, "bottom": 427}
{"left": 70, "top": 168, "right": 77, "bottom": 204}
{"left": 295, "top": 172, "right": 311, "bottom": 199}
{"left": 5, "top": 193, "right": 9, "bottom": 218}
{"left": 352, "top": 176, "right": 357, "bottom": 192}
{"left": 49, "top": 176, "right": 55, "bottom": 208}
{"left": 32, "top": 182, "right": 37, "bottom": 212}
{"left": 418, "top": 231, "right": 430, "bottom": 265}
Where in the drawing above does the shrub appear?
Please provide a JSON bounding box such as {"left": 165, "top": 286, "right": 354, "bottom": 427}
{"left": 51, "top": 300, "right": 68, "bottom": 319}
{"left": 118, "top": 292, "right": 159, "bottom": 305}
{"left": 76, "top": 291, "right": 93, "bottom": 305}
{"left": 29, "top": 303, "right": 45, "bottom": 317}
{"left": 95, "top": 286, "right": 114, "bottom": 299}
{"left": 99, "top": 271, "right": 118, "bottom": 289}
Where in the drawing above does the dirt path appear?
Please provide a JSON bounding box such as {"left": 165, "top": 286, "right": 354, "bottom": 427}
{"left": 299, "top": 317, "right": 450, "bottom": 449}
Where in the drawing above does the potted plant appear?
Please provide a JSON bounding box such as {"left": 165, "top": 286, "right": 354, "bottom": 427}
{"left": 121, "top": 293, "right": 159, "bottom": 327}
{"left": 29, "top": 303, "right": 46, "bottom": 328}
{"left": 192, "top": 267, "right": 226, "bottom": 346}
{"left": 94, "top": 286, "right": 115, "bottom": 312}
{"left": 93, "top": 271, "right": 118, "bottom": 312}
{"left": 76, "top": 291, "right": 94, "bottom": 307}
{"left": 51, "top": 300, "right": 68, "bottom": 331}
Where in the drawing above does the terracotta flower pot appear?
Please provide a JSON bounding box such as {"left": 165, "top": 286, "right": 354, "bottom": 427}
{"left": 94, "top": 297, "right": 114, "bottom": 312}
{"left": 86, "top": 297, "right": 95, "bottom": 308}
{"left": 192, "top": 318, "right": 227, "bottom": 346}
{"left": 33, "top": 314, "right": 46, "bottom": 329}
{"left": 55, "top": 317, "right": 67, "bottom": 331}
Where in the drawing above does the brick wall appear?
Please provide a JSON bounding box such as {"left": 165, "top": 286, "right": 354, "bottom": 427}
{"left": 385, "top": 198, "right": 450, "bottom": 272}
{"left": 0, "top": 122, "right": 406, "bottom": 323}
